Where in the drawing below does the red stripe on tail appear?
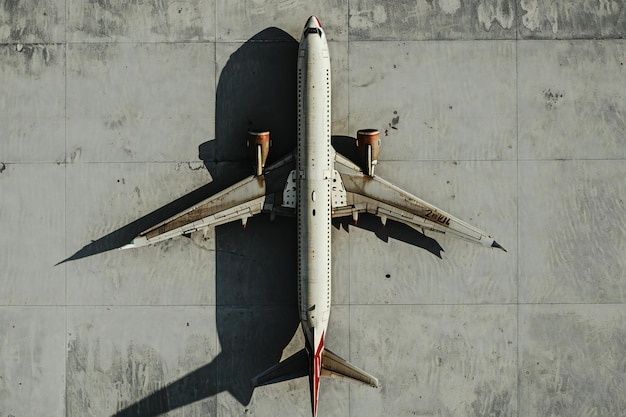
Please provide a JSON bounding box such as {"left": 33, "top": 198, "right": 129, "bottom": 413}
{"left": 313, "top": 332, "right": 325, "bottom": 417}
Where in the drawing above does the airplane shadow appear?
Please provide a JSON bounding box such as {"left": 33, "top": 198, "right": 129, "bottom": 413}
{"left": 114, "top": 216, "right": 300, "bottom": 416}
{"left": 333, "top": 215, "right": 444, "bottom": 258}
{"left": 58, "top": 27, "right": 300, "bottom": 416}
{"left": 62, "top": 27, "right": 443, "bottom": 417}
{"left": 111, "top": 27, "right": 301, "bottom": 416}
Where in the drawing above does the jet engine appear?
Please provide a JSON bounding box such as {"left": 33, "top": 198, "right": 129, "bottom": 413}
{"left": 356, "top": 129, "right": 380, "bottom": 177}
{"left": 247, "top": 130, "right": 271, "bottom": 176}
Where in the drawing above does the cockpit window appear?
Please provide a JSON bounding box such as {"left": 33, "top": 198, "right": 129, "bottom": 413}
{"left": 305, "top": 27, "right": 321, "bottom": 37}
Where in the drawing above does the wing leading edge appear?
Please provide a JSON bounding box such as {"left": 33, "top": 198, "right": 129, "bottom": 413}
{"left": 331, "top": 152, "right": 506, "bottom": 251}
{"left": 121, "top": 149, "right": 505, "bottom": 251}
{"left": 121, "top": 153, "right": 295, "bottom": 249}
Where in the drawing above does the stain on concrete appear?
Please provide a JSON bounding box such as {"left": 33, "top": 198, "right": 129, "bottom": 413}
{"left": 597, "top": 97, "right": 626, "bottom": 145}
{"left": 178, "top": 334, "right": 212, "bottom": 370}
{"left": 520, "top": 41, "right": 626, "bottom": 159}
{"left": 176, "top": 161, "right": 205, "bottom": 172}
{"left": 478, "top": 0, "right": 515, "bottom": 30}
{"left": 68, "top": 0, "right": 209, "bottom": 41}
{"left": 105, "top": 115, "right": 127, "bottom": 130}
{"left": 186, "top": 162, "right": 205, "bottom": 171}
{"left": 67, "top": 323, "right": 213, "bottom": 415}
{"left": 440, "top": 0, "right": 462, "bottom": 14}
{"left": 349, "top": 0, "right": 516, "bottom": 40}
{"left": 472, "top": 384, "right": 512, "bottom": 417}
{"left": 391, "top": 110, "right": 400, "bottom": 128}
{"left": 543, "top": 88, "right": 564, "bottom": 110}
{"left": 354, "top": 0, "right": 625, "bottom": 39}
{"left": 1, "top": 0, "right": 62, "bottom": 42}
{"left": 68, "top": 44, "right": 116, "bottom": 77}
{"left": 520, "top": 0, "right": 626, "bottom": 38}
{"left": 68, "top": 147, "right": 82, "bottom": 163}
{"left": 0, "top": 44, "right": 57, "bottom": 77}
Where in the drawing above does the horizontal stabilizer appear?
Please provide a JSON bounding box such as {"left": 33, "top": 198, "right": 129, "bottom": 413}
{"left": 321, "top": 349, "right": 379, "bottom": 388}
{"left": 252, "top": 349, "right": 309, "bottom": 387}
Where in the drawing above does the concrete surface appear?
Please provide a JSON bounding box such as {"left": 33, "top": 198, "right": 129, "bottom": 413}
{"left": 1, "top": 1, "right": 625, "bottom": 416}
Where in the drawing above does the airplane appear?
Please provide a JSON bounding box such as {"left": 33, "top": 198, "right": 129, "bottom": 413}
{"left": 119, "top": 16, "right": 506, "bottom": 417}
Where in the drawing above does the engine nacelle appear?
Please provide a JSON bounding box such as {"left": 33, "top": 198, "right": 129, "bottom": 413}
{"left": 356, "top": 129, "right": 380, "bottom": 177}
{"left": 247, "top": 130, "right": 271, "bottom": 176}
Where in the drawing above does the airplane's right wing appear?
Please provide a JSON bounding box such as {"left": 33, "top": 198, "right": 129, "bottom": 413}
{"left": 331, "top": 151, "right": 505, "bottom": 251}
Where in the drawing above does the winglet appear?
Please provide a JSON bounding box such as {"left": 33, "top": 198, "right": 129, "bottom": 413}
{"left": 491, "top": 240, "right": 507, "bottom": 252}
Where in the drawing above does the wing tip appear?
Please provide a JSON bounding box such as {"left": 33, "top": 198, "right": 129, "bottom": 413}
{"left": 491, "top": 240, "right": 507, "bottom": 252}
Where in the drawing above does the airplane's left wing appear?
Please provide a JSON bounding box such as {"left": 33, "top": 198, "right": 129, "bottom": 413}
{"left": 121, "top": 153, "right": 295, "bottom": 249}
{"left": 331, "top": 152, "right": 505, "bottom": 251}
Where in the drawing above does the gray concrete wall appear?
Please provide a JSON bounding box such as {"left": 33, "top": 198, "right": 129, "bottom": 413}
{"left": 1, "top": 1, "right": 625, "bottom": 416}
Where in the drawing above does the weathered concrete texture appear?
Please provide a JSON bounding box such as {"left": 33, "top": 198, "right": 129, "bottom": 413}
{"left": 349, "top": 1, "right": 626, "bottom": 40}
{"left": 0, "top": 44, "right": 65, "bottom": 163}
{"left": 350, "top": 160, "right": 516, "bottom": 305}
{"left": 519, "top": 304, "right": 626, "bottom": 417}
{"left": 67, "top": 0, "right": 215, "bottom": 42}
{"left": 0, "top": 0, "right": 65, "bottom": 43}
{"left": 519, "top": 40, "right": 626, "bottom": 160}
{"left": 349, "top": 0, "right": 517, "bottom": 40}
{"left": 349, "top": 41, "right": 517, "bottom": 161}
{"left": 66, "top": 43, "right": 215, "bottom": 164}
{"left": 519, "top": 160, "right": 626, "bottom": 303}
{"left": 216, "top": 0, "right": 349, "bottom": 42}
{"left": 2, "top": 1, "right": 626, "bottom": 416}
{"left": 66, "top": 306, "right": 218, "bottom": 416}
{"left": 350, "top": 305, "right": 517, "bottom": 417}
{"left": 0, "top": 307, "right": 66, "bottom": 416}
{"left": 0, "top": 163, "right": 65, "bottom": 305}
{"left": 519, "top": 0, "right": 626, "bottom": 39}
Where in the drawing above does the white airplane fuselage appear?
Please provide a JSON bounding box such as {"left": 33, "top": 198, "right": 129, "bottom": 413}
{"left": 296, "top": 16, "right": 331, "bottom": 413}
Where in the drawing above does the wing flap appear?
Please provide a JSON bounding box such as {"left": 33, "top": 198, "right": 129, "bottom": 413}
{"left": 121, "top": 175, "right": 267, "bottom": 249}
{"left": 120, "top": 152, "right": 297, "bottom": 250}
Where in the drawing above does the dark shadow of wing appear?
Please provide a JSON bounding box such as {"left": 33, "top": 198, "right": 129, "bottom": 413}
{"left": 332, "top": 214, "right": 444, "bottom": 258}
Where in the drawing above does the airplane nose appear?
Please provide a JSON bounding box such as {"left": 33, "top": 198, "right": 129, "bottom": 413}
{"left": 305, "top": 16, "right": 322, "bottom": 28}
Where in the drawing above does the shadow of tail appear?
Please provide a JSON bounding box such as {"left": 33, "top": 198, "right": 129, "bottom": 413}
{"left": 113, "top": 303, "right": 301, "bottom": 417}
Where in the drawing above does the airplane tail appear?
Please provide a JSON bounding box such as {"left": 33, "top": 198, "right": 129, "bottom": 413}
{"left": 252, "top": 347, "right": 379, "bottom": 389}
